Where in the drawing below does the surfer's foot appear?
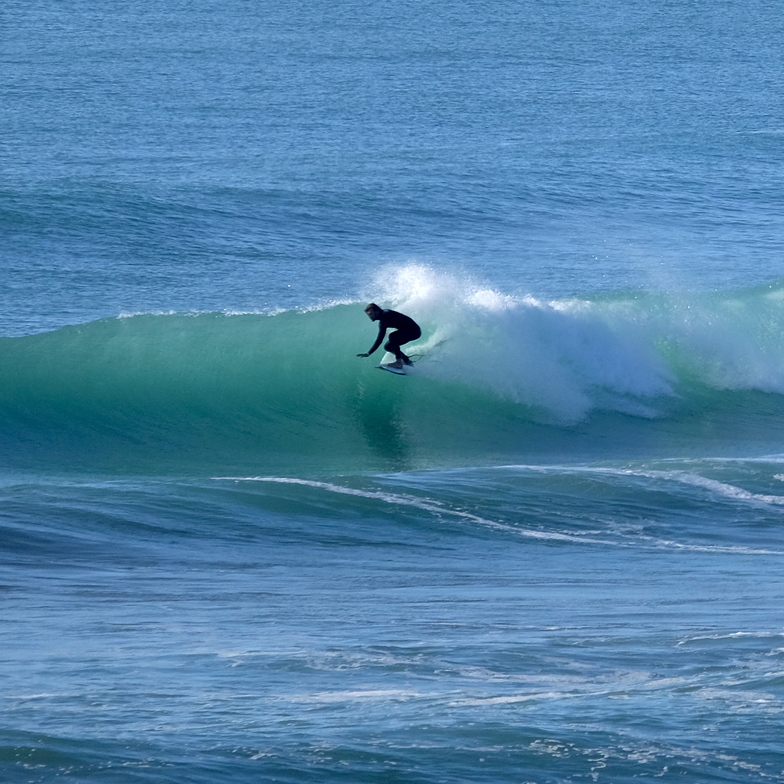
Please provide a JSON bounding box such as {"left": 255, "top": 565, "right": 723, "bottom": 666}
{"left": 389, "top": 360, "right": 404, "bottom": 369}
{"left": 402, "top": 356, "right": 413, "bottom": 366}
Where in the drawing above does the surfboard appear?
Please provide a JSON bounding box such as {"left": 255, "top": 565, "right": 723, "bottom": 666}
{"left": 377, "top": 363, "right": 406, "bottom": 375}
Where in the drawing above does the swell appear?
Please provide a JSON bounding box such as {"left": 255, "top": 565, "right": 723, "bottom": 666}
{"left": 4, "top": 457, "right": 784, "bottom": 563}
{"left": 2, "top": 277, "right": 784, "bottom": 474}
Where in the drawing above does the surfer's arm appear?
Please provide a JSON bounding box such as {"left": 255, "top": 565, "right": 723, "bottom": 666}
{"left": 364, "top": 324, "right": 386, "bottom": 356}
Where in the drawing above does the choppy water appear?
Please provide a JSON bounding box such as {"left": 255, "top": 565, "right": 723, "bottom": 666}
{"left": 3, "top": 0, "right": 784, "bottom": 781}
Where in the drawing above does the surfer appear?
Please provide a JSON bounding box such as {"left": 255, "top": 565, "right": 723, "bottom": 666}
{"left": 357, "top": 303, "right": 421, "bottom": 369}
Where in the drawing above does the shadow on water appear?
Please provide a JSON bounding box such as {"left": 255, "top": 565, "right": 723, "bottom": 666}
{"left": 352, "top": 378, "right": 412, "bottom": 472}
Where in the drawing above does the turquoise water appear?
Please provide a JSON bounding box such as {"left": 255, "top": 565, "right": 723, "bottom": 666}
{"left": 3, "top": 0, "right": 784, "bottom": 781}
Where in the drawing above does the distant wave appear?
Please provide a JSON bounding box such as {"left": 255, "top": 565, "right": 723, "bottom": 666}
{"left": 2, "top": 268, "right": 784, "bottom": 474}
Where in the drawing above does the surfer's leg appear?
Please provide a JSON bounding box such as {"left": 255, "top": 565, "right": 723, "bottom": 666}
{"left": 389, "top": 329, "right": 422, "bottom": 365}
{"left": 384, "top": 329, "right": 422, "bottom": 365}
{"left": 385, "top": 326, "right": 420, "bottom": 366}
{"left": 384, "top": 332, "right": 406, "bottom": 367}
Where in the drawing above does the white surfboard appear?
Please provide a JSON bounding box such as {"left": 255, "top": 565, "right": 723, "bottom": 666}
{"left": 377, "top": 363, "right": 406, "bottom": 375}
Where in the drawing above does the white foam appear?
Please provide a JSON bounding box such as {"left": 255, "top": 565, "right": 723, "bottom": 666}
{"left": 215, "top": 476, "right": 612, "bottom": 544}
{"left": 495, "top": 462, "right": 784, "bottom": 510}
{"left": 452, "top": 691, "right": 578, "bottom": 706}
{"left": 116, "top": 309, "right": 181, "bottom": 319}
{"left": 363, "top": 265, "right": 784, "bottom": 420}
{"left": 286, "top": 689, "right": 427, "bottom": 703}
{"left": 365, "top": 265, "right": 676, "bottom": 421}
{"left": 612, "top": 468, "right": 784, "bottom": 507}
{"left": 214, "top": 472, "right": 784, "bottom": 554}
{"left": 677, "top": 631, "right": 784, "bottom": 646}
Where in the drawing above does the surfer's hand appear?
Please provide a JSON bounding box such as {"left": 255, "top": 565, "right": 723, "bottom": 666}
{"left": 357, "top": 353, "right": 369, "bottom": 357}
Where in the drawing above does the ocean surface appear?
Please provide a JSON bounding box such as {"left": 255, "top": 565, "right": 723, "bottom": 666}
{"left": 3, "top": 0, "right": 784, "bottom": 781}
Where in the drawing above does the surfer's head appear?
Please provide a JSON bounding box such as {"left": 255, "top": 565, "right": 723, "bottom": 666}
{"left": 364, "top": 303, "right": 383, "bottom": 321}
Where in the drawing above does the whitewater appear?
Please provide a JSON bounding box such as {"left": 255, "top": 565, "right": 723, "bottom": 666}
{"left": 3, "top": 0, "right": 784, "bottom": 781}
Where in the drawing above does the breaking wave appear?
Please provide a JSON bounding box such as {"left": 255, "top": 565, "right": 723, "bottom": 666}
{"left": 2, "top": 268, "right": 784, "bottom": 473}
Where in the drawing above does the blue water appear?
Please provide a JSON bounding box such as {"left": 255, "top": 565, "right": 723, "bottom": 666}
{"left": 3, "top": 0, "right": 784, "bottom": 781}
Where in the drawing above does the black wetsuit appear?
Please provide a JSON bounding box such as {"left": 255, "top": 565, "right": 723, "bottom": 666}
{"left": 367, "top": 309, "right": 422, "bottom": 361}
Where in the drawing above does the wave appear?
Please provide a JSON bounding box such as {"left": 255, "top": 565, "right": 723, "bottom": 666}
{"left": 2, "top": 268, "right": 784, "bottom": 474}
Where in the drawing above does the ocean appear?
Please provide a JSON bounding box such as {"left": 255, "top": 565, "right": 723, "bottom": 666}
{"left": 2, "top": 0, "right": 784, "bottom": 781}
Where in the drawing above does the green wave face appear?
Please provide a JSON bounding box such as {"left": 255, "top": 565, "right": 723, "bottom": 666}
{"left": 2, "top": 285, "right": 784, "bottom": 475}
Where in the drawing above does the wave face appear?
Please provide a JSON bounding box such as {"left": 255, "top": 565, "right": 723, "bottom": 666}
{"left": 3, "top": 271, "right": 784, "bottom": 474}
